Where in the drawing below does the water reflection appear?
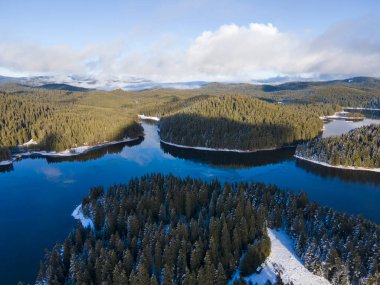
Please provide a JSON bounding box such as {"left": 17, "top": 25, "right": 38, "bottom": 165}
{"left": 296, "top": 159, "right": 380, "bottom": 185}
{"left": 322, "top": 117, "right": 380, "bottom": 138}
{"left": 0, "top": 137, "right": 145, "bottom": 173}
{"left": 161, "top": 142, "right": 295, "bottom": 169}
{"left": 0, "top": 164, "right": 13, "bottom": 173}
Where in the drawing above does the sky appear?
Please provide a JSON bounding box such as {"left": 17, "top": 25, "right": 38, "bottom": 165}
{"left": 0, "top": 0, "right": 380, "bottom": 82}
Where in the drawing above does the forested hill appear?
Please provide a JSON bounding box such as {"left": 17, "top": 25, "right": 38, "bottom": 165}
{"left": 160, "top": 95, "right": 338, "bottom": 151}
{"left": 200, "top": 77, "right": 380, "bottom": 108}
{"left": 296, "top": 124, "right": 380, "bottom": 169}
{"left": 36, "top": 174, "right": 380, "bottom": 285}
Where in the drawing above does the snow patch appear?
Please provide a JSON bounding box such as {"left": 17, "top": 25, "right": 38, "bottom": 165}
{"left": 231, "top": 229, "right": 331, "bottom": 285}
{"left": 0, "top": 160, "right": 13, "bottom": 166}
{"left": 72, "top": 205, "right": 94, "bottom": 229}
{"left": 320, "top": 111, "right": 363, "bottom": 120}
{"left": 138, "top": 114, "right": 160, "bottom": 121}
{"left": 295, "top": 155, "right": 380, "bottom": 173}
{"left": 20, "top": 139, "right": 38, "bottom": 147}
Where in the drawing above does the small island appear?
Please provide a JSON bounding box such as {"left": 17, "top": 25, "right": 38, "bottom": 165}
{"left": 160, "top": 95, "right": 338, "bottom": 152}
{"left": 295, "top": 124, "right": 380, "bottom": 171}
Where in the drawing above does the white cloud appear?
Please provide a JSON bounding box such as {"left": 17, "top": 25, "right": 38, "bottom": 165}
{"left": 0, "top": 18, "right": 380, "bottom": 82}
{"left": 184, "top": 23, "right": 297, "bottom": 79}
{"left": 0, "top": 43, "right": 85, "bottom": 74}
{"left": 39, "top": 166, "right": 62, "bottom": 180}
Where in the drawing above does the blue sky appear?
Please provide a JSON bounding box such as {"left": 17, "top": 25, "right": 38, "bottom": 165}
{"left": 0, "top": 0, "right": 379, "bottom": 82}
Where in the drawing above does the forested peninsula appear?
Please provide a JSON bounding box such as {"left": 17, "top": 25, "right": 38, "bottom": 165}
{"left": 295, "top": 124, "right": 380, "bottom": 170}
{"left": 36, "top": 174, "right": 380, "bottom": 285}
{"left": 159, "top": 95, "right": 338, "bottom": 151}
{"left": 0, "top": 91, "right": 142, "bottom": 153}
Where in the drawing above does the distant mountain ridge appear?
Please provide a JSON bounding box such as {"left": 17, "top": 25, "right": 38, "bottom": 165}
{"left": 260, "top": 77, "right": 380, "bottom": 92}
{"left": 0, "top": 75, "right": 209, "bottom": 91}
{"left": 0, "top": 74, "right": 379, "bottom": 92}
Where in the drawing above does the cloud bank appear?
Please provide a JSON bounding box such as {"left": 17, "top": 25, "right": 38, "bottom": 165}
{"left": 1, "top": 17, "right": 379, "bottom": 82}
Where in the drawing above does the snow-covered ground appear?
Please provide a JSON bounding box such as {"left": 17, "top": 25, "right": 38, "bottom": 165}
{"left": 72, "top": 205, "right": 94, "bottom": 229}
{"left": 231, "top": 229, "right": 331, "bottom": 285}
{"left": 0, "top": 160, "right": 13, "bottom": 166}
{"left": 0, "top": 137, "right": 139, "bottom": 166}
{"left": 138, "top": 114, "right": 160, "bottom": 121}
{"left": 320, "top": 111, "right": 363, "bottom": 120}
{"left": 295, "top": 155, "right": 380, "bottom": 173}
{"left": 160, "top": 139, "right": 289, "bottom": 153}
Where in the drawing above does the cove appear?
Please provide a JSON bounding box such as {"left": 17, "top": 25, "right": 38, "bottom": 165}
{"left": 0, "top": 119, "right": 379, "bottom": 284}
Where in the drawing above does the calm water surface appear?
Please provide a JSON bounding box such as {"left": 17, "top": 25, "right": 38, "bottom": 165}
{"left": 1, "top": 118, "right": 380, "bottom": 284}
{"left": 322, "top": 117, "right": 380, "bottom": 138}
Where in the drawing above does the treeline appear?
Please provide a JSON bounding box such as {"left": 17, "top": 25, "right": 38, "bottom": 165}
{"left": 296, "top": 124, "right": 380, "bottom": 168}
{"left": 141, "top": 95, "right": 210, "bottom": 118}
{"left": 160, "top": 95, "right": 339, "bottom": 151}
{"left": 36, "top": 174, "right": 271, "bottom": 285}
{"left": 36, "top": 174, "right": 380, "bottom": 285}
{"left": 0, "top": 92, "right": 143, "bottom": 152}
{"left": 199, "top": 79, "right": 380, "bottom": 108}
{"left": 308, "top": 86, "right": 380, "bottom": 109}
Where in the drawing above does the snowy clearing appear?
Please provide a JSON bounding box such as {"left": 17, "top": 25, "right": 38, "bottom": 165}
{"left": 72, "top": 205, "right": 94, "bottom": 229}
{"left": 138, "top": 114, "right": 160, "bottom": 121}
{"left": 160, "top": 139, "right": 291, "bottom": 153}
{"left": 295, "top": 155, "right": 380, "bottom": 173}
{"left": 231, "top": 228, "right": 331, "bottom": 285}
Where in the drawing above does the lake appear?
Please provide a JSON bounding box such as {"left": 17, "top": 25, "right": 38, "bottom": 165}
{"left": 1, "top": 117, "right": 380, "bottom": 284}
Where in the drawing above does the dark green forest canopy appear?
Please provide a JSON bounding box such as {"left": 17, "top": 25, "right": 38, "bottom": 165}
{"left": 0, "top": 147, "right": 11, "bottom": 161}
{"left": 160, "top": 95, "right": 338, "bottom": 150}
{"left": 36, "top": 174, "right": 380, "bottom": 285}
{"left": 36, "top": 174, "right": 270, "bottom": 284}
{"left": 296, "top": 124, "right": 380, "bottom": 168}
